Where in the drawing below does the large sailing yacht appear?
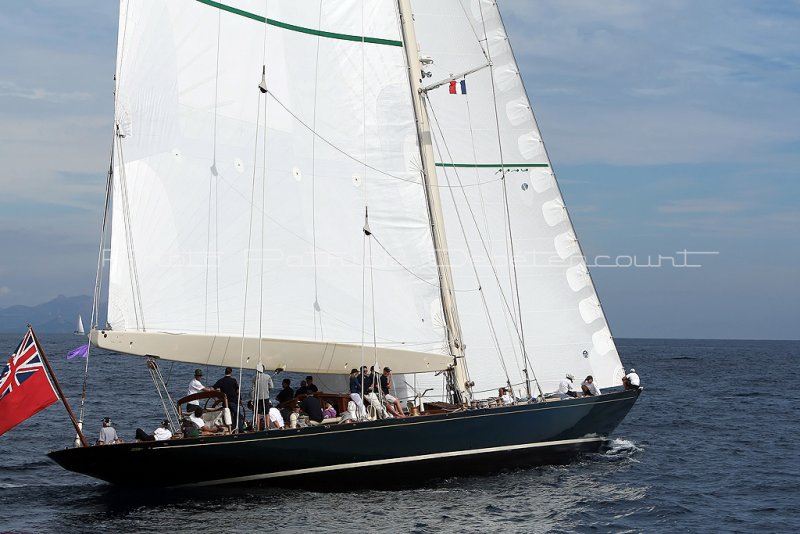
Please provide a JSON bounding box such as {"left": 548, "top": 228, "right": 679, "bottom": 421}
{"left": 49, "top": 0, "right": 640, "bottom": 487}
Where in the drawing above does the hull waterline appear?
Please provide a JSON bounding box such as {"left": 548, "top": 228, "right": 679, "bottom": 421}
{"left": 48, "top": 389, "right": 640, "bottom": 488}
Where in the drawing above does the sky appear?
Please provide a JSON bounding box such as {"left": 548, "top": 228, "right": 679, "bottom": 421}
{"left": 0, "top": 1, "right": 797, "bottom": 340}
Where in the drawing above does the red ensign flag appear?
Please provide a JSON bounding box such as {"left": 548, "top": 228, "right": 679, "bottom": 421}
{"left": 0, "top": 329, "right": 58, "bottom": 436}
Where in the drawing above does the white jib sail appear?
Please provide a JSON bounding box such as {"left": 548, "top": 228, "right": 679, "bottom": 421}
{"left": 103, "top": 0, "right": 452, "bottom": 374}
{"left": 400, "top": 0, "right": 625, "bottom": 398}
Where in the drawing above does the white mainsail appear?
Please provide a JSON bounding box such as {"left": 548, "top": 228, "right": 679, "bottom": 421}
{"left": 101, "top": 0, "right": 452, "bottom": 373}
{"left": 399, "top": 0, "right": 625, "bottom": 397}
{"left": 99, "top": 0, "right": 624, "bottom": 389}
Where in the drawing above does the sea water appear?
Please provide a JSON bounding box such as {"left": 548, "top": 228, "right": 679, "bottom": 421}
{"left": 0, "top": 335, "right": 798, "bottom": 533}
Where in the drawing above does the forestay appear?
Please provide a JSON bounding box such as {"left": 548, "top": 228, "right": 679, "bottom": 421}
{"left": 400, "top": 0, "right": 624, "bottom": 397}
{"left": 103, "top": 0, "right": 452, "bottom": 373}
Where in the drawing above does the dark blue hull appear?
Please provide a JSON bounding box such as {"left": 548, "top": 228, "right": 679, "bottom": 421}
{"left": 48, "top": 389, "right": 640, "bottom": 488}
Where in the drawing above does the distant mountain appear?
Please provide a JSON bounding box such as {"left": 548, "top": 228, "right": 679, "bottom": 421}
{"left": 0, "top": 295, "right": 94, "bottom": 333}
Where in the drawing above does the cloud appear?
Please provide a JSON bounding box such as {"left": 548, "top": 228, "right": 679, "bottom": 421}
{"left": 0, "top": 286, "right": 11, "bottom": 296}
{"left": 499, "top": 0, "right": 800, "bottom": 167}
{"left": 0, "top": 81, "right": 92, "bottom": 103}
{"left": 657, "top": 199, "right": 750, "bottom": 215}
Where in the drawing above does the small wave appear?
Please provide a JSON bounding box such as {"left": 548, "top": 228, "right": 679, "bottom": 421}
{"left": 603, "top": 438, "right": 643, "bottom": 458}
{"left": 1, "top": 460, "right": 51, "bottom": 472}
{"left": 0, "top": 482, "right": 26, "bottom": 488}
{"left": 671, "top": 356, "right": 695, "bottom": 360}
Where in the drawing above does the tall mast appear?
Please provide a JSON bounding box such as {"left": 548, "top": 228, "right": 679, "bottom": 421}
{"left": 397, "top": 0, "right": 471, "bottom": 403}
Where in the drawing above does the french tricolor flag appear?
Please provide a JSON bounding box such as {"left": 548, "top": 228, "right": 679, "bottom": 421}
{"left": 449, "top": 80, "right": 467, "bottom": 95}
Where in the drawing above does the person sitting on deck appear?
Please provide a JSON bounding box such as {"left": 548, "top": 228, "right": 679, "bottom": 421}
{"left": 500, "top": 387, "right": 514, "bottom": 406}
{"left": 322, "top": 401, "right": 337, "bottom": 420}
{"left": 338, "top": 400, "right": 358, "bottom": 424}
{"left": 266, "top": 402, "right": 285, "bottom": 429}
{"left": 135, "top": 419, "right": 173, "bottom": 442}
{"left": 300, "top": 394, "right": 324, "bottom": 425}
{"left": 190, "top": 407, "right": 220, "bottom": 435}
{"left": 581, "top": 375, "right": 601, "bottom": 396}
{"left": 557, "top": 374, "right": 579, "bottom": 400}
{"left": 366, "top": 391, "right": 391, "bottom": 419}
{"left": 622, "top": 368, "right": 640, "bottom": 390}
{"left": 380, "top": 367, "right": 405, "bottom": 418}
{"left": 97, "top": 417, "right": 122, "bottom": 445}
{"left": 288, "top": 404, "right": 307, "bottom": 429}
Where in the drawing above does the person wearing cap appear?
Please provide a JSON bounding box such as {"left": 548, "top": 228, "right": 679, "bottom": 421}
{"left": 557, "top": 373, "right": 579, "bottom": 400}
{"left": 97, "top": 417, "right": 122, "bottom": 445}
{"left": 623, "top": 368, "right": 640, "bottom": 390}
{"left": 187, "top": 368, "right": 213, "bottom": 413}
{"left": 380, "top": 367, "right": 405, "bottom": 417}
{"left": 581, "top": 375, "right": 601, "bottom": 397}
{"left": 500, "top": 387, "right": 514, "bottom": 406}
{"left": 135, "top": 419, "right": 173, "bottom": 442}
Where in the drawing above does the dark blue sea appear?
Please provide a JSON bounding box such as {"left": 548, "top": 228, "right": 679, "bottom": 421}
{"left": 1, "top": 335, "right": 798, "bottom": 533}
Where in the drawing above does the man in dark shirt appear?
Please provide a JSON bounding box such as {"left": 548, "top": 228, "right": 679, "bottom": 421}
{"left": 360, "top": 366, "right": 377, "bottom": 395}
{"left": 294, "top": 380, "right": 309, "bottom": 397}
{"left": 300, "top": 395, "right": 324, "bottom": 424}
{"left": 305, "top": 375, "right": 319, "bottom": 393}
{"left": 380, "top": 367, "right": 405, "bottom": 418}
{"left": 276, "top": 378, "right": 294, "bottom": 405}
{"left": 213, "top": 367, "right": 241, "bottom": 425}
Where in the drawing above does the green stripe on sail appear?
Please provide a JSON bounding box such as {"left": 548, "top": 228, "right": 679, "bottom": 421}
{"left": 197, "top": 0, "right": 403, "bottom": 47}
{"left": 435, "top": 163, "right": 550, "bottom": 168}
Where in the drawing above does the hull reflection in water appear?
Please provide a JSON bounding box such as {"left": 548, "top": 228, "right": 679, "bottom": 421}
{"left": 48, "top": 389, "right": 639, "bottom": 488}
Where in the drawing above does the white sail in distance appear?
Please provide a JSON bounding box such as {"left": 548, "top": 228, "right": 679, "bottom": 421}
{"left": 402, "top": 0, "right": 625, "bottom": 396}
{"left": 75, "top": 315, "right": 85, "bottom": 336}
{"left": 101, "top": 0, "right": 453, "bottom": 374}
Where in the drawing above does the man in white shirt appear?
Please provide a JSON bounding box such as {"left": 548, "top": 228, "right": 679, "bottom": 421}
{"left": 190, "top": 407, "right": 220, "bottom": 435}
{"left": 500, "top": 387, "right": 514, "bottom": 406}
{"left": 267, "top": 403, "right": 285, "bottom": 429}
{"left": 557, "top": 374, "right": 578, "bottom": 400}
{"left": 135, "top": 420, "right": 173, "bottom": 442}
{"left": 581, "top": 376, "right": 601, "bottom": 396}
{"left": 187, "top": 368, "right": 212, "bottom": 413}
{"left": 623, "top": 368, "right": 641, "bottom": 390}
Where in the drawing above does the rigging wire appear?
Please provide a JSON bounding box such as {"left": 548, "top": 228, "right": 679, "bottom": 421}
{"left": 205, "top": 9, "right": 222, "bottom": 336}
{"left": 115, "top": 136, "right": 146, "bottom": 331}
{"left": 477, "top": 1, "right": 542, "bottom": 397}
{"left": 426, "top": 96, "right": 537, "bottom": 392}
{"left": 250, "top": 0, "right": 272, "bottom": 431}
{"left": 237, "top": 78, "right": 266, "bottom": 427}
{"left": 424, "top": 98, "right": 512, "bottom": 389}
{"left": 311, "top": 1, "right": 325, "bottom": 342}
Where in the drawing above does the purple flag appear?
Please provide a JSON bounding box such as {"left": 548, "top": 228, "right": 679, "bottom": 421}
{"left": 67, "top": 344, "right": 89, "bottom": 360}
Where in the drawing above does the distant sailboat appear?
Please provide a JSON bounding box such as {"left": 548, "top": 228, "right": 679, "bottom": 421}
{"left": 73, "top": 315, "right": 85, "bottom": 336}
